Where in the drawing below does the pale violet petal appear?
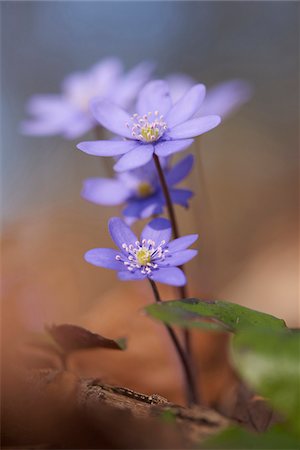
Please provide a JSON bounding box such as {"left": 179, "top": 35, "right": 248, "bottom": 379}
{"left": 91, "top": 99, "right": 132, "bottom": 138}
{"left": 77, "top": 140, "right": 137, "bottom": 156}
{"left": 141, "top": 217, "right": 172, "bottom": 244}
{"left": 111, "top": 61, "right": 155, "bottom": 109}
{"left": 166, "top": 73, "right": 195, "bottom": 104}
{"left": 160, "top": 249, "right": 198, "bottom": 267}
{"left": 62, "top": 114, "right": 94, "bottom": 139}
{"left": 150, "top": 267, "right": 186, "bottom": 286}
{"left": 168, "top": 116, "right": 221, "bottom": 139}
{"left": 108, "top": 217, "right": 138, "bottom": 252}
{"left": 154, "top": 139, "right": 194, "bottom": 157}
{"left": 113, "top": 145, "right": 154, "bottom": 172}
{"left": 165, "top": 84, "right": 206, "bottom": 128}
{"left": 82, "top": 178, "right": 130, "bottom": 205}
{"left": 136, "top": 80, "right": 172, "bottom": 116}
{"left": 167, "top": 234, "right": 198, "bottom": 252}
{"left": 84, "top": 248, "right": 124, "bottom": 271}
{"left": 118, "top": 271, "right": 147, "bottom": 281}
{"left": 165, "top": 154, "right": 194, "bottom": 186}
{"left": 197, "top": 79, "right": 253, "bottom": 118}
{"left": 170, "top": 188, "right": 193, "bottom": 207}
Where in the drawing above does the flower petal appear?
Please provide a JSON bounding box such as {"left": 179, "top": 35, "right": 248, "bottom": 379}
{"left": 154, "top": 139, "right": 194, "bottom": 157}
{"left": 166, "top": 73, "right": 195, "bottom": 104}
{"left": 91, "top": 99, "right": 132, "bottom": 138}
{"left": 168, "top": 115, "right": 221, "bottom": 139}
{"left": 108, "top": 217, "right": 138, "bottom": 252}
{"left": 82, "top": 178, "right": 130, "bottom": 205}
{"left": 111, "top": 61, "right": 155, "bottom": 109}
{"left": 118, "top": 271, "right": 147, "bottom": 281}
{"left": 20, "top": 119, "right": 65, "bottom": 136}
{"left": 77, "top": 140, "right": 137, "bottom": 156}
{"left": 165, "top": 154, "right": 194, "bottom": 186}
{"left": 25, "top": 95, "right": 70, "bottom": 116}
{"left": 167, "top": 234, "right": 198, "bottom": 252}
{"left": 84, "top": 248, "right": 124, "bottom": 270}
{"left": 165, "top": 84, "right": 206, "bottom": 128}
{"left": 113, "top": 144, "right": 154, "bottom": 172}
{"left": 151, "top": 267, "right": 186, "bottom": 286}
{"left": 197, "top": 79, "right": 253, "bottom": 119}
{"left": 21, "top": 99, "right": 75, "bottom": 136}
{"left": 141, "top": 217, "right": 172, "bottom": 244}
{"left": 63, "top": 114, "right": 94, "bottom": 139}
{"left": 170, "top": 188, "right": 194, "bottom": 207}
{"left": 90, "top": 57, "right": 123, "bottom": 95}
{"left": 160, "top": 249, "right": 198, "bottom": 267}
{"left": 136, "top": 80, "right": 172, "bottom": 116}
{"left": 123, "top": 195, "right": 163, "bottom": 222}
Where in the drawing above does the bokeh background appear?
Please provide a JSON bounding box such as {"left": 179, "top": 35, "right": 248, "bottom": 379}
{"left": 1, "top": 1, "right": 299, "bottom": 406}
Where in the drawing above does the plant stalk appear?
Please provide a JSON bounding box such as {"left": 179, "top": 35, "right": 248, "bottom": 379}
{"left": 152, "top": 153, "right": 192, "bottom": 355}
{"left": 148, "top": 278, "right": 199, "bottom": 406}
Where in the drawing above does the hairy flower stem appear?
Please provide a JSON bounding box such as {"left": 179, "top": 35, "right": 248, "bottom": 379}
{"left": 152, "top": 154, "right": 192, "bottom": 352}
{"left": 148, "top": 278, "right": 199, "bottom": 406}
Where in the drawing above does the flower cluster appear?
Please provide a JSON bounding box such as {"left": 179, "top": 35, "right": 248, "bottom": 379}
{"left": 22, "top": 57, "right": 252, "bottom": 286}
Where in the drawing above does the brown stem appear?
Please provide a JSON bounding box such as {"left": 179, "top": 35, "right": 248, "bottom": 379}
{"left": 152, "top": 154, "right": 191, "bottom": 351}
{"left": 153, "top": 153, "right": 180, "bottom": 239}
{"left": 148, "top": 279, "right": 199, "bottom": 406}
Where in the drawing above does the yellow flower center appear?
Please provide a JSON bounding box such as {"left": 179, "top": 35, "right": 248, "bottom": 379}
{"left": 140, "top": 126, "right": 160, "bottom": 142}
{"left": 136, "top": 248, "right": 152, "bottom": 266}
{"left": 127, "top": 111, "right": 168, "bottom": 143}
{"left": 137, "top": 182, "right": 153, "bottom": 198}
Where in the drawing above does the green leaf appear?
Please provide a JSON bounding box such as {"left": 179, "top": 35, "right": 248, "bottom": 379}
{"left": 145, "top": 298, "right": 286, "bottom": 333}
{"left": 232, "top": 329, "right": 300, "bottom": 435}
{"left": 115, "top": 337, "right": 127, "bottom": 351}
{"left": 202, "top": 425, "right": 300, "bottom": 449}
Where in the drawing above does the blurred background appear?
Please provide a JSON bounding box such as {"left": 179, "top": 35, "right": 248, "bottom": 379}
{"left": 1, "top": 1, "right": 299, "bottom": 407}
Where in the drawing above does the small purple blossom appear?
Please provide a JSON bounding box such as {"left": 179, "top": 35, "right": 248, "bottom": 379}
{"left": 166, "top": 74, "right": 253, "bottom": 119}
{"left": 21, "top": 58, "right": 154, "bottom": 139}
{"left": 85, "top": 217, "right": 198, "bottom": 286}
{"left": 82, "top": 154, "right": 194, "bottom": 224}
{"left": 77, "top": 80, "right": 221, "bottom": 171}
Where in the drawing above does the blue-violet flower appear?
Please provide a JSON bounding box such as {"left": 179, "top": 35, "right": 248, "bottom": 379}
{"left": 85, "top": 217, "right": 198, "bottom": 286}
{"left": 82, "top": 154, "right": 194, "bottom": 224}
{"left": 21, "top": 58, "right": 154, "bottom": 139}
{"left": 77, "top": 80, "right": 221, "bottom": 171}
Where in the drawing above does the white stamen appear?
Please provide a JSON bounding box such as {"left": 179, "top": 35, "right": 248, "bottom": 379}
{"left": 128, "top": 111, "right": 167, "bottom": 143}
{"left": 118, "top": 239, "right": 170, "bottom": 275}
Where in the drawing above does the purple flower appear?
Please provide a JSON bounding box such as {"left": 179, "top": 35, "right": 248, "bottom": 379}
{"left": 77, "top": 80, "right": 221, "bottom": 171}
{"left": 82, "top": 154, "right": 194, "bottom": 224}
{"left": 21, "top": 58, "right": 154, "bottom": 139}
{"left": 85, "top": 217, "right": 198, "bottom": 286}
{"left": 166, "top": 74, "right": 253, "bottom": 119}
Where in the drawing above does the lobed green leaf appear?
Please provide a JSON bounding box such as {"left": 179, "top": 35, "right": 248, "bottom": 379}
{"left": 145, "top": 298, "right": 286, "bottom": 333}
